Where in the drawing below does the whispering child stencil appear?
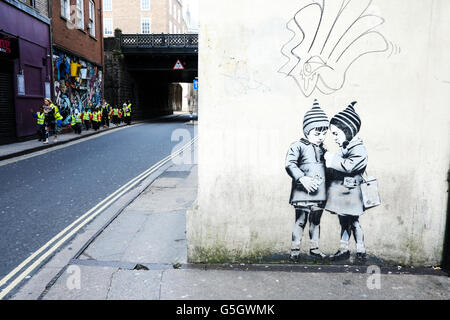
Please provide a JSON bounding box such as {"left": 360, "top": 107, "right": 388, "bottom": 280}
{"left": 285, "top": 99, "right": 329, "bottom": 260}
{"left": 285, "top": 100, "right": 375, "bottom": 263}
{"left": 324, "top": 102, "right": 369, "bottom": 262}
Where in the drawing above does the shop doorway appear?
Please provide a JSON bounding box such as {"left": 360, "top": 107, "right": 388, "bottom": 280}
{"left": 0, "top": 59, "right": 16, "bottom": 145}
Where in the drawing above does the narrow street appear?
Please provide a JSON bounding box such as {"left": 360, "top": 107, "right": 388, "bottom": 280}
{"left": 0, "top": 115, "right": 195, "bottom": 283}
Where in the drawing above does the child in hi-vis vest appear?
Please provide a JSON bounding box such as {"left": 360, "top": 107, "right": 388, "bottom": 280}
{"left": 324, "top": 102, "right": 368, "bottom": 263}
{"left": 285, "top": 99, "right": 329, "bottom": 260}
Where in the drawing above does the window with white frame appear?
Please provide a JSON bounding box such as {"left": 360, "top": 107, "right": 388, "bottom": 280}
{"left": 141, "top": 18, "right": 151, "bottom": 34}
{"left": 103, "top": 0, "right": 112, "bottom": 11}
{"left": 104, "top": 18, "right": 113, "bottom": 36}
{"left": 141, "top": 0, "right": 150, "bottom": 11}
{"left": 61, "top": 0, "right": 70, "bottom": 19}
{"left": 76, "top": 0, "right": 85, "bottom": 30}
{"left": 88, "top": 1, "right": 95, "bottom": 37}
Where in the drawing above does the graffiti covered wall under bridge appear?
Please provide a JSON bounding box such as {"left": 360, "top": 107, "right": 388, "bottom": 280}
{"left": 52, "top": 49, "right": 103, "bottom": 125}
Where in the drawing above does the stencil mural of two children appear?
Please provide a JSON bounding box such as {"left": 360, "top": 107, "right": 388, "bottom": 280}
{"left": 285, "top": 100, "right": 369, "bottom": 263}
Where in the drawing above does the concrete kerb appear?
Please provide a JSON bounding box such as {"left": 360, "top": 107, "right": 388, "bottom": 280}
{"left": 10, "top": 149, "right": 179, "bottom": 300}
{"left": 0, "top": 114, "right": 183, "bottom": 162}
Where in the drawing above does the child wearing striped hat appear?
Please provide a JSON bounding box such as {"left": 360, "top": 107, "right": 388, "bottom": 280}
{"left": 285, "top": 99, "right": 329, "bottom": 260}
{"left": 324, "top": 101, "right": 368, "bottom": 263}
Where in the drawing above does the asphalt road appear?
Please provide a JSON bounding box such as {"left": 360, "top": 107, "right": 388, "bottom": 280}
{"left": 0, "top": 115, "right": 196, "bottom": 281}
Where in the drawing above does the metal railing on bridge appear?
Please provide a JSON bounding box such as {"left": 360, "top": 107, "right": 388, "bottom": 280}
{"left": 120, "top": 34, "right": 198, "bottom": 51}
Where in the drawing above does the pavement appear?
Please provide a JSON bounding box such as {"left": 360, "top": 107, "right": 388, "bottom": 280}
{"left": 2, "top": 116, "right": 449, "bottom": 301}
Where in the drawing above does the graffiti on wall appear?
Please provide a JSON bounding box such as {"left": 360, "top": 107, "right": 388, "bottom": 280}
{"left": 286, "top": 99, "right": 381, "bottom": 264}
{"left": 53, "top": 50, "right": 102, "bottom": 125}
{"left": 278, "top": 0, "right": 389, "bottom": 97}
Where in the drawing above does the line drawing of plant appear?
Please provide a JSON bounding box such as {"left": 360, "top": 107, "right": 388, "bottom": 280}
{"left": 278, "top": 0, "right": 389, "bottom": 97}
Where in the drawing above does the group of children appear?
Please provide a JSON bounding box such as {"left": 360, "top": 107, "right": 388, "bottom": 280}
{"left": 75, "top": 100, "right": 132, "bottom": 133}
{"left": 285, "top": 99, "right": 369, "bottom": 263}
{"left": 32, "top": 99, "right": 133, "bottom": 143}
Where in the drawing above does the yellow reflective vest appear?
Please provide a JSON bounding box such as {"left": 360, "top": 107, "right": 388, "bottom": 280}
{"left": 52, "top": 104, "right": 63, "bottom": 120}
{"left": 71, "top": 114, "right": 81, "bottom": 126}
{"left": 37, "top": 112, "right": 45, "bottom": 125}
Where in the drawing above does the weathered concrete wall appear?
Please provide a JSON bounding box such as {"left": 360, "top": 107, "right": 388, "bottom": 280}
{"left": 187, "top": 0, "right": 450, "bottom": 265}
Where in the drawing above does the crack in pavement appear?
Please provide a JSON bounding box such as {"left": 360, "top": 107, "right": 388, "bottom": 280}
{"left": 158, "top": 269, "right": 165, "bottom": 300}
{"left": 105, "top": 268, "right": 120, "bottom": 300}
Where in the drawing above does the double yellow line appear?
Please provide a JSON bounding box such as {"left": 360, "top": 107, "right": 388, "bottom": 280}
{"left": 0, "top": 136, "right": 197, "bottom": 300}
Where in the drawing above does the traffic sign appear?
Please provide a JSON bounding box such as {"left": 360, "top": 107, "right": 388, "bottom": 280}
{"left": 193, "top": 80, "right": 198, "bottom": 90}
{"left": 173, "top": 60, "right": 185, "bottom": 70}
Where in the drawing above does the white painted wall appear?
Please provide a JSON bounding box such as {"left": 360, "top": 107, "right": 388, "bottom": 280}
{"left": 187, "top": 0, "right": 450, "bottom": 265}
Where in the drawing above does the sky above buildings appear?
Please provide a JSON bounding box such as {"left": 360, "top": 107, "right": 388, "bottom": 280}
{"left": 184, "top": 0, "right": 199, "bottom": 30}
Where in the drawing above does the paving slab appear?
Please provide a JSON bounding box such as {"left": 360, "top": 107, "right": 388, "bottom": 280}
{"left": 42, "top": 265, "right": 118, "bottom": 300}
{"left": 159, "top": 269, "right": 450, "bottom": 300}
{"left": 121, "top": 211, "right": 187, "bottom": 264}
{"left": 107, "top": 270, "right": 163, "bottom": 300}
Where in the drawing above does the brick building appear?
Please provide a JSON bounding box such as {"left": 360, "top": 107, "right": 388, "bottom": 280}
{"left": 102, "top": 0, "right": 188, "bottom": 36}
{"left": 51, "top": 0, "right": 104, "bottom": 125}
{"left": 0, "top": 0, "right": 52, "bottom": 143}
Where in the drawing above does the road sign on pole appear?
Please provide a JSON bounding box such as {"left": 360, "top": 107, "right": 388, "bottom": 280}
{"left": 173, "top": 60, "right": 185, "bottom": 70}
{"left": 193, "top": 79, "right": 198, "bottom": 90}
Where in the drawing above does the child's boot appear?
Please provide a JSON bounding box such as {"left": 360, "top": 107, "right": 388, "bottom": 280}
{"left": 330, "top": 240, "right": 350, "bottom": 261}
{"left": 309, "top": 248, "right": 327, "bottom": 259}
{"left": 309, "top": 224, "right": 326, "bottom": 259}
{"left": 356, "top": 252, "right": 367, "bottom": 263}
{"left": 330, "top": 250, "right": 350, "bottom": 261}
{"left": 290, "top": 248, "right": 300, "bottom": 261}
{"left": 355, "top": 243, "right": 367, "bottom": 263}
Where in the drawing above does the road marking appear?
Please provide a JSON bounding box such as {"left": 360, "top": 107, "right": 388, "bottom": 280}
{"left": 0, "top": 136, "right": 197, "bottom": 299}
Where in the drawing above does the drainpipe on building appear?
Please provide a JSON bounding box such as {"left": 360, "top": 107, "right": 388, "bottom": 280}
{"left": 99, "top": 0, "right": 104, "bottom": 103}
{"left": 48, "top": 0, "right": 54, "bottom": 101}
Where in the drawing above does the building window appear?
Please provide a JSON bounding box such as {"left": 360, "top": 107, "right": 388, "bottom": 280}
{"left": 141, "top": 0, "right": 150, "bottom": 11}
{"left": 103, "top": 0, "right": 112, "bottom": 11}
{"left": 104, "top": 18, "right": 113, "bottom": 36}
{"left": 89, "top": 1, "right": 95, "bottom": 37}
{"left": 76, "top": 0, "right": 85, "bottom": 30}
{"left": 19, "top": 0, "right": 35, "bottom": 7}
{"left": 61, "top": 0, "right": 70, "bottom": 19}
{"left": 141, "top": 18, "right": 151, "bottom": 34}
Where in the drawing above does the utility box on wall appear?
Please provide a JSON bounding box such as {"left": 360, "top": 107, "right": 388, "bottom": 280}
{"left": 187, "top": 0, "right": 450, "bottom": 266}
